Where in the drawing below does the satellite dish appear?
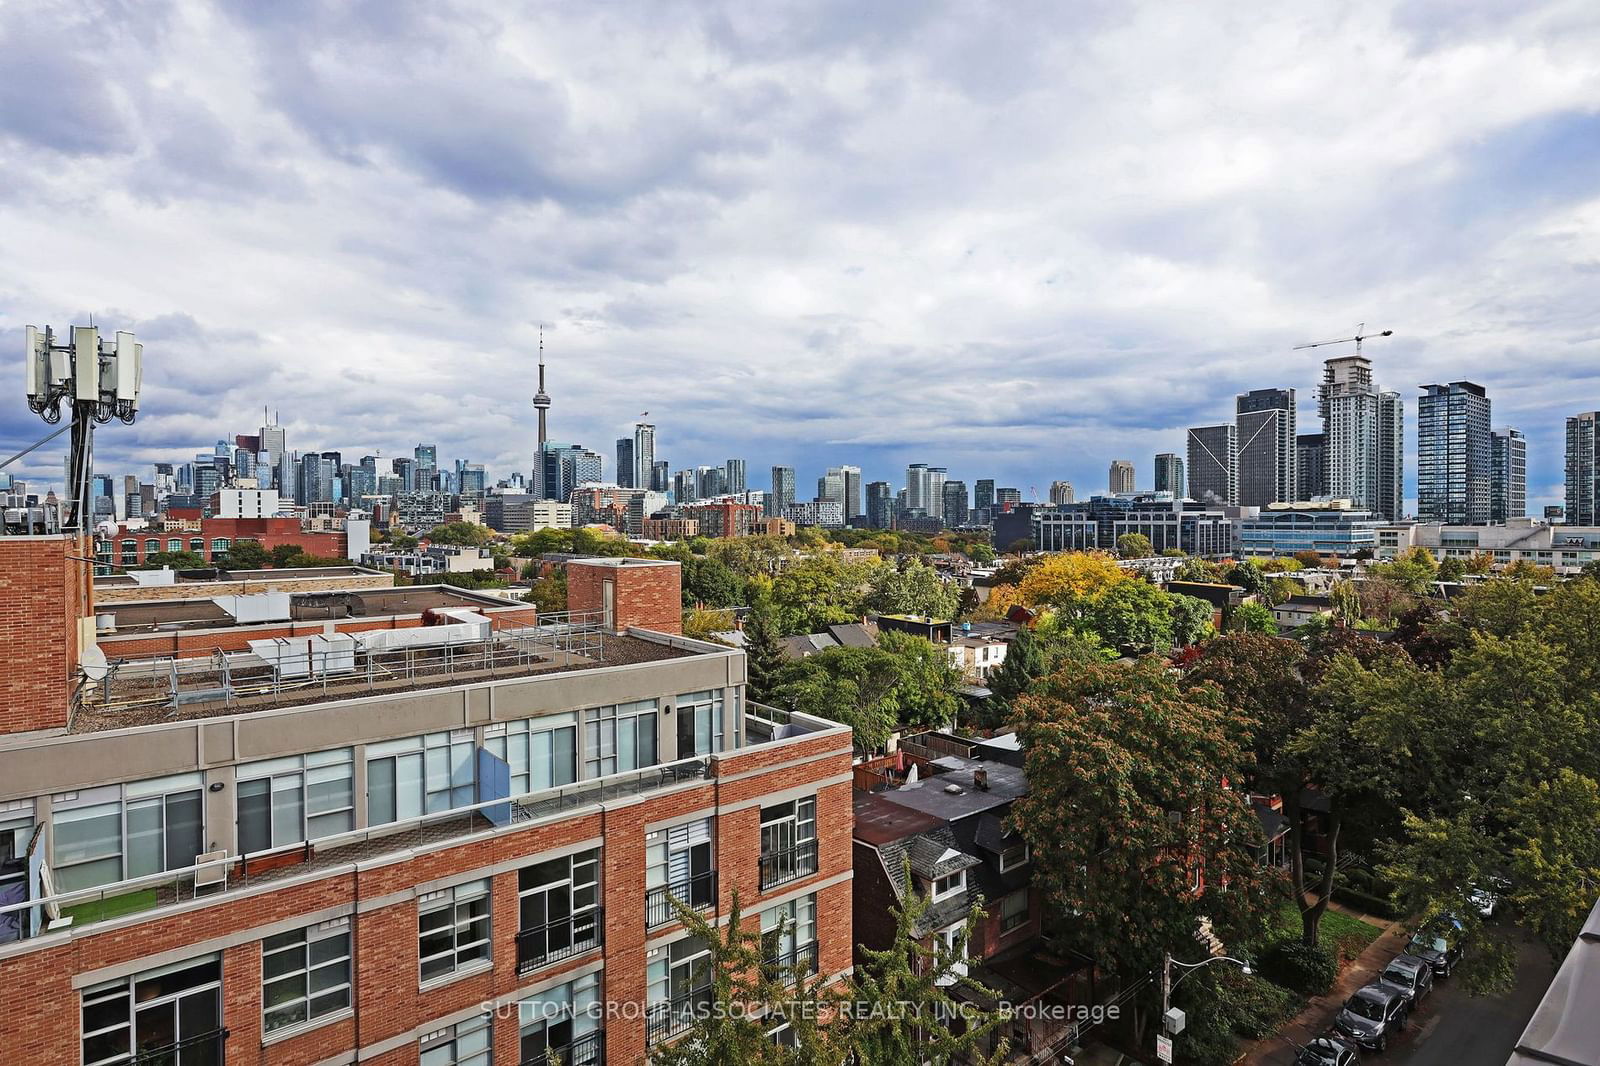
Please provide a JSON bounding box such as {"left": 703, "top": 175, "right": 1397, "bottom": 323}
{"left": 80, "top": 644, "right": 109, "bottom": 682}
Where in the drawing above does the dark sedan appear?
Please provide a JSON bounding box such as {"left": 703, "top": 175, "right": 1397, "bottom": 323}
{"left": 1334, "top": 983, "right": 1410, "bottom": 1052}
{"left": 1407, "top": 921, "right": 1465, "bottom": 978}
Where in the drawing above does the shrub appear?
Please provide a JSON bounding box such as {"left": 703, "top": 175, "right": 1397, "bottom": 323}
{"left": 1332, "top": 885, "right": 1400, "bottom": 921}
{"left": 1259, "top": 938, "right": 1338, "bottom": 995}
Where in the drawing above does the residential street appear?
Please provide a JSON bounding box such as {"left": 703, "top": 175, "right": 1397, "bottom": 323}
{"left": 1246, "top": 922, "right": 1556, "bottom": 1066}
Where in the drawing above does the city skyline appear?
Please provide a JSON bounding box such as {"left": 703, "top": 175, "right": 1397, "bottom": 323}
{"left": 4, "top": 3, "right": 1600, "bottom": 509}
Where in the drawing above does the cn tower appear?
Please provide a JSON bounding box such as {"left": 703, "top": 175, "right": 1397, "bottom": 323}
{"left": 532, "top": 325, "right": 551, "bottom": 494}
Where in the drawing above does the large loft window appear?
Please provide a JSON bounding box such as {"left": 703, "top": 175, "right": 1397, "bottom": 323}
{"left": 419, "top": 1014, "right": 491, "bottom": 1066}
{"left": 81, "top": 955, "right": 223, "bottom": 1066}
{"left": 645, "top": 818, "right": 715, "bottom": 928}
{"left": 237, "top": 750, "right": 354, "bottom": 855}
{"left": 674, "top": 690, "right": 725, "bottom": 757}
{"left": 760, "top": 893, "right": 818, "bottom": 982}
{"left": 53, "top": 774, "right": 204, "bottom": 892}
{"left": 517, "top": 848, "right": 601, "bottom": 974}
{"left": 647, "top": 937, "right": 713, "bottom": 1044}
{"left": 759, "top": 797, "right": 818, "bottom": 890}
{"left": 583, "top": 701, "right": 658, "bottom": 778}
{"left": 483, "top": 714, "right": 577, "bottom": 796}
{"left": 518, "top": 970, "right": 603, "bottom": 1066}
{"left": 262, "top": 918, "right": 352, "bottom": 1033}
{"left": 368, "top": 731, "right": 474, "bottom": 827}
{"left": 419, "top": 879, "right": 492, "bottom": 984}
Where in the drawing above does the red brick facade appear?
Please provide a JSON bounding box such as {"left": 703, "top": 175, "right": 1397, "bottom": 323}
{"left": 566, "top": 559, "right": 683, "bottom": 635}
{"left": 0, "top": 738, "right": 851, "bottom": 1065}
{"left": 103, "top": 517, "right": 348, "bottom": 566}
{"left": 0, "top": 535, "right": 88, "bottom": 734}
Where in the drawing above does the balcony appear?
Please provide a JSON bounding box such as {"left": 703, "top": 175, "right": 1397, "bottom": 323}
{"left": 646, "top": 984, "right": 713, "bottom": 1045}
{"left": 758, "top": 839, "right": 819, "bottom": 891}
{"left": 645, "top": 870, "right": 717, "bottom": 929}
{"left": 762, "top": 941, "right": 818, "bottom": 984}
{"left": 133, "top": 1027, "right": 228, "bottom": 1065}
{"left": 516, "top": 908, "right": 604, "bottom": 976}
{"left": 521, "top": 1029, "right": 604, "bottom": 1066}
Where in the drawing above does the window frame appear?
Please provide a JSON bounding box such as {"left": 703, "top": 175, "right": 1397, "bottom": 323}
{"left": 261, "top": 918, "right": 353, "bottom": 1035}
{"left": 999, "top": 888, "right": 1029, "bottom": 932}
{"left": 419, "top": 1013, "right": 492, "bottom": 1066}
{"left": 484, "top": 714, "right": 577, "bottom": 796}
{"left": 53, "top": 774, "right": 205, "bottom": 892}
{"left": 930, "top": 871, "right": 965, "bottom": 901}
{"left": 675, "top": 690, "right": 725, "bottom": 757}
{"left": 80, "top": 955, "right": 223, "bottom": 1066}
{"left": 418, "top": 879, "right": 492, "bottom": 985}
{"left": 998, "top": 841, "right": 1030, "bottom": 873}
{"left": 237, "top": 749, "right": 355, "bottom": 856}
{"left": 583, "top": 701, "right": 659, "bottom": 778}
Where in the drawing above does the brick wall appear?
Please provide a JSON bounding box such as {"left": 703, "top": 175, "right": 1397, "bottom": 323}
{"left": 0, "top": 733, "right": 852, "bottom": 1064}
{"left": 0, "top": 535, "right": 87, "bottom": 735}
{"left": 565, "top": 559, "right": 682, "bottom": 635}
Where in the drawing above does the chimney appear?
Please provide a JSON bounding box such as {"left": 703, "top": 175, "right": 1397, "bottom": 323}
{"left": 566, "top": 557, "right": 682, "bottom": 636}
{"left": 973, "top": 768, "right": 990, "bottom": 791}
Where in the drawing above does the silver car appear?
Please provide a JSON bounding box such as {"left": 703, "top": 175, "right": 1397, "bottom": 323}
{"left": 1377, "top": 953, "right": 1434, "bottom": 1006}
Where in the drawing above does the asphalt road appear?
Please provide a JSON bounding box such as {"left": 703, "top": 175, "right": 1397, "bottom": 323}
{"left": 1378, "top": 925, "right": 1555, "bottom": 1066}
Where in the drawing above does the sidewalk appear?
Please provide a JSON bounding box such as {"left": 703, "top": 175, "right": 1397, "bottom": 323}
{"left": 1240, "top": 906, "right": 1409, "bottom": 1066}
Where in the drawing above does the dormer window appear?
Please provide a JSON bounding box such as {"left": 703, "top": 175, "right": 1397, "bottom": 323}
{"left": 999, "top": 842, "right": 1030, "bottom": 872}
{"left": 930, "top": 871, "right": 964, "bottom": 900}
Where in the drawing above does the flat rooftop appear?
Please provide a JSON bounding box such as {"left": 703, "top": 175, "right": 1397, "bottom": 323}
{"left": 873, "top": 753, "right": 1027, "bottom": 821}
{"left": 95, "top": 565, "right": 385, "bottom": 587}
{"left": 99, "top": 585, "right": 513, "bottom": 634}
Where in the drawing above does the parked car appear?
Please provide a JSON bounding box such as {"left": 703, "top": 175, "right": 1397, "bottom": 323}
{"left": 1297, "top": 1035, "right": 1361, "bottom": 1066}
{"left": 1334, "top": 983, "right": 1410, "bottom": 1052}
{"left": 1377, "top": 953, "right": 1435, "bottom": 1006}
{"left": 1408, "top": 916, "right": 1466, "bottom": 977}
{"left": 1469, "top": 875, "right": 1510, "bottom": 918}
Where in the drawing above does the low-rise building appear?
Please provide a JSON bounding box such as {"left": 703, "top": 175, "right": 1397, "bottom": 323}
{"left": 1237, "top": 499, "right": 1383, "bottom": 558}
{"left": 1036, "top": 495, "right": 1244, "bottom": 557}
{"left": 1377, "top": 517, "right": 1600, "bottom": 574}
{"left": 364, "top": 544, "right": 497, "bottom": 577}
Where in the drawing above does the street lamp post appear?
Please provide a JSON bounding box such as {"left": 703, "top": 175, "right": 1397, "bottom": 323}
{"left": 1159, "top": 952, "right": 1254, "bottom": 1057}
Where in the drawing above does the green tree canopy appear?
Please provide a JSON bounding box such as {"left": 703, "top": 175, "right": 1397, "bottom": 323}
{"left": 1226, "top": 601, "right": 1278, "bottom": 635}
{"left": 1115, "top": 532, "right": 1154, "bottom": 559}
{"left": 218, "top": 539, "right": 268, "bottom": 569}
{"left": 424, "top": 521, "right": 491, "bottom": 546}
{"left": 864, "top": 560, "right": 959, "bottom": 620}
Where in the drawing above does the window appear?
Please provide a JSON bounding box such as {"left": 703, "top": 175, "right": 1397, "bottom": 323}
{"left": 931, "top": 871, "right": 965, "bottom": 900}
{"left": 675, "top": 690, "right": 725, "bottom": 757}
{"left": 419, "top": 1014, "right": 492, "bottom": 1066}
{"left": 999, "top": 889, "right": 1029, "bottom": 932}
{"left": 583, "top": 701, "right": 658, "bottom": 778}
{"left": 484, "top": 714, "right": 577, "bottom": 795}
{"left": 166, "top": 538, "right": 182, "bottom": 553}
{"left": 81, "top": 955, "right": 223, "bottom": 1066}
{"left": 1, "top": 805, "right": 34, "bottom": 888}
{"left": 647, "top": 937, "right": 713, "bottom": 1044}
{"left": 419, "top": 879, "right": 491, "bottom": 983}
{"left": 238, "top": 750, "right": 354, "bottom": 855}
{"left": 519, "top": 971, "right": 602, "bottom": 1066}
{"left": 119, "top": 540, "right": 137, "bottom": 566}
{"left": 143, "top": 538, "right": 159, "bottom": 555}
{"left": 210, "top": 538, "right": 231, "bottom": 554}
{"left": 368, "top": 731, "right": 474, "bottom": 827}
{"left": 53, "top": 774, "right": 204, "bottom": 892}
{"left": 188, "top": 538, "right": 204, "bottom": 553}
{"left": 998, "top": 841, "right": 1029, "bottom": 872}
{"left": 760, "top": 894, "right": 818, "bottom": 979}
{"left": 517, "top": 849, "right": 601, "bottom": 973}
{"left": 645, "top": 818, "right": 715, "bottom": 927}
{"left": 262, "top": 919, "right": 352, "bottom": 1033}
{"left": 759, "top": 797, "right": 818, "bottom": 889}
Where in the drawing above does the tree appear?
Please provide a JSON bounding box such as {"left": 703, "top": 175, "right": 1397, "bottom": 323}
{"left": 1184, "top": 633, "right": 1308, "bottom": 774}
{"left": 1174, "top": 558, "right": 1224, "bottom": 584}
{"left": 684, "top": 607, "right": 738, "bottom": 642}
{"left": 269, "top": 542, "right": 307, "bottom": 568}
{"left": 218, "top": 540, "right": 269, "bottom": 569}
{"left": 865, "top": 560, "right": 959, "bottom": 620}
{"left": 1436, "top": 555, "right": 1467, "bottom": 582}
{"left": 1224, "top": 560, "right": 1266, "bottom": 597}
{"left": 1082, "top": 578, "right": 1176, "bottom": 652}
{"left": 743, "top": 600, "right": 787, "bottom": 702}
{"left": 684, "top": 557, "right": 745, "bottom": 609}
{"left": 984, "top": 626, "right": 1045, "bottom": 718}
{"left": 1581, "top": 558, "right": 1600, "bottom": 582}
{"left": 1226, "top": 602, "right": 1278, "bottom": 635}
{"left": 1116, "top": 532, "right": 1154, "bottom": 559}
{"left": 770, "top": 635, "right": 960, "bottom": 753}
{"left": 1011, "top": 659, "right": 1271, "bottom": 1042}
{"left": 386, "top": 532, "right": 419, "bottom": 551}
{"left": 1328, "top": 579, "right": 1361, "bottom": 627}
{"left": 1509, "top": 770, "right": 1600, "bottom": 954}
{"left": 425, "top": 521, "right": 491, "bottom": 547}
{"left": 1168, "top": 594, "right": 1215, "bottom": 646}
{"left": 1264, "top": 576, "right": 1300, "bottom": 607}
{"left": 967, "top": 543, "right": 996, "bottom": 565}
{"left": 1292, "top": 550, "right": 1326, "bottom": 570}
{"left": 134, "top": 550, "right": 209, "bottom": 571}
{"left": 523, "top": 572, "right": 566, "bottom": 614}
{"left": 1017, "top": 552, "right": 1127, "bottom": 608}
{"left": 769, "top": 555, "right": 874, "bottom": 636}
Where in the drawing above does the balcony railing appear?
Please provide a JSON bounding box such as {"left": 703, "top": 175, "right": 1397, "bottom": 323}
{"left": 646, "top": 983, "right": 714, "bottom": 1045}
{"left": 645, "top": 870, "right": 717, "bottom": 929}
{"left": 521, "top": 1029, "right": 604, "bottom": 1066}
{"left": 134, "top": 1026, "right": 228, "bottom": 1064}
{"left": 516, "top": 908, "right": 603, "bottom": 975}
{"left": 762, "top": 940, "right": 819, "bottom": 984}
{"left": 759, "top": 839, "right": 819, "bottom": 890}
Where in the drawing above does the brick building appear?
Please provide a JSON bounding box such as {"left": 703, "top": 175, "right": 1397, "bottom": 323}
{"left": 101, "top": 516, "right": 356, "bottom": 568}
{"left": 0, "top": 541, "right": 852, "bottom": 1065}
{"left": 683, "top": 501, "right": 760, "bottom": 539}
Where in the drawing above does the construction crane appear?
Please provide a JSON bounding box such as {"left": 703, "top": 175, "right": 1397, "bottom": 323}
{"left": 1293, "top": 323, "right": 1393, "bottom": 356}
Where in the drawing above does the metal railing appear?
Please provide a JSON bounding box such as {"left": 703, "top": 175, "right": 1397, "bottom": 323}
{"left": 763, "top": 941, "right": 819, "bottom": 984}
{"left": 521, "top": 1029, "right": 604, "bottom": 1066}
{"left": 83, "top": 611, "right": 609, "bottom": 717}
{"left": 1, "top": 755, "right": 711, "bottom": 940}
{"left": 646, "top": 984, "right": 714, "bottom": 1044}
{"left": 759, "top": 839, "right": 819, "bottom": 890}
{"left": 516, "top": 908, "right": 604, "bottom": 975}
{"left": 133, "top": 1026, "right": 228, "bottom": 1064}
{"left": 645, "top": 869, "right": 717, "bottom": 929}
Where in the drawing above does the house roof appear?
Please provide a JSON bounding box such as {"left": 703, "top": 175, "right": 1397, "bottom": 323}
{"left": 874, "top": 754, "right": 1027, "bottom": 821}
{"left": 827, "top": 622, "right": 877, "bottom": 648}
{"left": 853, "top": 790, "right": 944, "bottom": 846}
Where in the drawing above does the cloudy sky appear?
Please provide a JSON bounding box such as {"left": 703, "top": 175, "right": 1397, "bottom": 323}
{"left": 3, "top": 0, "right": 1599, "bottom": 510}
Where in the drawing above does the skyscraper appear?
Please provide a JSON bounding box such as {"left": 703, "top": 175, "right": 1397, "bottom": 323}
{"left": 1186, "top": 425, "right": 1237, "bottom": 505}
{"left": 835, "top": 465, "right": 862, "bottom": 522}
{"left": 1108, "top": 460, "right": 1135, "bottom": 494}
{"left": 650, "top": 459, "right": 670, "bottom": 493}
{"left": 769, "top": 466, "right": 796, "bottom": 517}
{"left": 674, "top": 469, "right": 698, "bottom": 504}
{"left": 1417, "top": 382, "right": 1491, "bottom": 524}
{"left": 1490, "top": 428, "right": 1527, "bottom": 523}
{"left": 1152, "top": 454, "right": 1184, "bottom": 499}
{"left": 974, "top": 480, "right": 995, "bottom": 513}
{"left": 1297, "top": 433, "right": 1327, "bottom": 500}
{"left": 539, "top": 443, "right": 601, "bottom": 502}
{"left": 927, "top": 468, "right": 948, "bottom": 521}
{"left": 725, "top": 458, "right": 747, "bottom": 495}
{"left": 905, "top": 463, "right": 932, "bottom": 515}
{"left": 259, "top": 417, "right": 285, "bottom": 471}
{"left": 414, "top": 444, "right": 437, "bottom": 491}
{"left": 1048, "top": 480, "right": 1075, "bottom": 506}
{"left": 1567, "top": 411, "right": 1599, "bottom": 526}
{"left": 532, "top": 329, "right": 552, "bottom": 495}
{"left": 866, "top": 481, "right": 893, "bottom": 529}
{"left": 615, "top": 438, "right": 634, "bottom": 487}
{"left": 633, "top": 423, "right": 655, "bottom": 490}
{"left": 1235, "top": 388, "right": 1297, "bottom": 507}
{"left": 1319, "top": 355, "right": 1404, "bottom": 521}
{"left": 942, "top": 480, "right": 969, "bottom": 525}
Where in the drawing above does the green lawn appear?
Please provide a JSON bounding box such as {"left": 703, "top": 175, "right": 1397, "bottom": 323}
{"left": 1266, "top": 900, "right": 1384, "bottom": 961}
{"left": 62, "top": 887, "right": 159, "bottom": 926}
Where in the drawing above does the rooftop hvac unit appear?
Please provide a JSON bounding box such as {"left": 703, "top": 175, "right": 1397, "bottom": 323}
{"left": 354, "top": 612, "right": 491, "bottom": 654}
{"left": 212, "top": 592, "right": 291, "bottom": 624}
{"left": 248, "top": 633, "right": 357, "bottom": 680}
